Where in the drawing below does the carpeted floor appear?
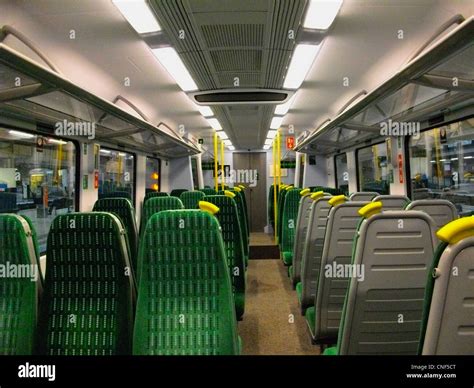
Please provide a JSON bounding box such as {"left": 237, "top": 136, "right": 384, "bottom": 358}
{"left": 238, "top": 259, "right": 321, "bottom": 355}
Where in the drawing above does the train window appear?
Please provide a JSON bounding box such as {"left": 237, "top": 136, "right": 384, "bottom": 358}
{"left": 357, "top": 142, "right": 389, "bottom": 194}
{"left": 0, "top": 128, "right": 76, "bottom": 253}
{"left": 146, "top": 157, "right": 161, "bottom": 192}
{"left": 409, "top": 117, "right": 474, "bottom": 215}
{"left": 335, "top": 153, "right": 348, "bottom": 194}
{"left": 191, "top": 157, "right": 199, "bottom": 189}
{"left": 99, "top": 148, "right": 135, "bottom": 201}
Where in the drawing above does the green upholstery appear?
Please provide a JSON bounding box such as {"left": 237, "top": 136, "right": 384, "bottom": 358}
{"left": 93, "top": 198, "right": 138, "bottom": 276}
{"left": 180, "top": 191, "right": 205, "bottom": 209}
{"left": 21, "top": 215, "right": 44, "bottom": 287}
{"left": 99, "top": 190, "right": 131, "bottom": 201}
{"left": 205, "top": 195, "right": 246, "bottom": 319}
{"left": 141, "top": 197, "right": 184, "bottom": 235}
{"left": 37, "top": 213, "right": 135, "bottom": 355}
{"left": 133, "top": 210, "right": 240, "bottom": 355}
{"left": 296, "top": 282, "right": 303, "bottom": 305}
{"left": 268, "top": 184, "right": 278, "bottom": 231}
{"left": 202, "top": 188, "right": 217, "bottom": 196}
{"left": 232, "top": 190, "right": 249, "bottom": 238}
{"left": 170, "top": 189, "right": 188, "bottom": 197}
{"left": 277, "top": 189, "right": 287, "bottom": 242}
{"left": 144, "top": 192, "right": 169, "bottom": 202}
{"left": 230, "top": 191, "right": 249, "bottom": 259}
{"left": 305, "top": 307, "right": 316, "bottom": 338}
{"left": 281, "top": 188, "right": 301, "bottom": 266}
{"left": 0, "top": 214, "right": 39, "bottom": 355}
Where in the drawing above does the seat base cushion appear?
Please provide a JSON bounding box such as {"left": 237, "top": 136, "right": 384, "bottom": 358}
{"left": 305, "top": 306, "right": 316, "bottom": 339}
{"left": 282, "top": 251, "right": 293, "bottom": 265}
{"left": 323, "top": 346, "right": 338, "bottom": 356}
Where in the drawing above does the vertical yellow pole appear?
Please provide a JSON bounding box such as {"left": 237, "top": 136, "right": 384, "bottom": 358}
{"left": 221, "top": 139, "right": 225, "bottom": 191}
{"left": 214, "top": 132, "right": 218, "bottom": 192}
{"left": 273, "top": 140, "right": 277, "bottom": 242}
{"left": 277, "top": 129, "right": 281, "bottom": 190}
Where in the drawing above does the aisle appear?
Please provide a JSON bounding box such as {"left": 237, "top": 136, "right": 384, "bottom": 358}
{"left": 238, "top": 259, "right": 320, "bottom": 355}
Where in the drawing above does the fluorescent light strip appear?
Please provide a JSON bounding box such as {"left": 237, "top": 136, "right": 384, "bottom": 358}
{"left": 270, "top": 116, "right": 284, "bottom": 129}
{"left": 265, "top": 139, "right": 273, "bottom": 146}
{"left": 283, "top": 44, "right": 321, "bottom": 89}
{"left": 303, "top": 0, "right": 343, "bottom": 30}
{"left": 223, "top": 140, "right": 232, "bottom": 146}
{"left": 267, "top": 130, "right": 278, "bottom": 139}
{"left": 217, "top": 131, "right": 228, "bottom": 140}
{"left": 48, "top": 138, "right": 67, "bottom": 145}
{"left": 206, "top": 118, "right": 222, "bottom": 131}
{"left": 152, "top": 47, "right": 198, "bottom": 92}
{"left": 228, "top": 146, "right": 236, "bottom": 151}
{"left": 100, "top": 149, "right": 112, "bottom": 154}
{"left": 9, "top": 130, "right": 34, "bottom": 139}
{"left": 275, "top": 93, "right": 296, "bottom": 116}
{"left": 195, "top": 103, "right": 213, "bottom": 117}
{"left": 112, "top": 0, "right": 161, "bottom": 34}
{"left": 263, "top": 145, "right": 271, "bottom": 150}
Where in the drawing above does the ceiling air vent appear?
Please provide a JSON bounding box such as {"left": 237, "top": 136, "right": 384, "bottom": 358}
{"left": 190, "top": 88, "right": 294, "bottom": 105}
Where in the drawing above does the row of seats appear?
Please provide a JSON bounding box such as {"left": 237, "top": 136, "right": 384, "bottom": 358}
{"left": 0, "top": 186, "right": 249, "bottom": 355}
{"left": 286, "top": 189, "right": 471, "bottom": 354}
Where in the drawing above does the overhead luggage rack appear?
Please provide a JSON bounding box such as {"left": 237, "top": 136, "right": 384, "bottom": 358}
{"left": 0, "top": 44, "right": 200, "bottom": 158}
{"left": 295, "top": 16, "right": 474, "bottom": 155}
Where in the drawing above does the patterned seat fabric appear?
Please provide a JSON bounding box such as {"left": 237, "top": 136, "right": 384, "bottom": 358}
{"left": 229, "top": 190, "right": 249, "bottom": 260}
{"left": 93, "top": 198, "right": 138, "bottom": 276}
{"left": 170, "top": 189, "right": 188, "bottom": 197}
{"left": 0, "top": 214, "right": 39, "bottom": 355}
{"left": 201, "top": 188, "right": 217, "bottom": 196}
{"left": 140, "top": 197, "right": 184, "bottom": 236}
{"left": 144, "top": 192, "right": 169, "bottom": 202}
{"left": 281, "top": 188, "right": 301, "bottom": 266}
{"left": 99, "top": 190, "right": 131, "bottom": 201}
{"left": 133, "top": 210, "right": 240, "bottom": 355}
{"left": 36, "top": 213, "right": 135, "bottom": 355}
{"left": 204, "top": 195, "right": 246, "bottom": 319}
{"left": 180, "top": 191, "right": 205, "bottom": 209}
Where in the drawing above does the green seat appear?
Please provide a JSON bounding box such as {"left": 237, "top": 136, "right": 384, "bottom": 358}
{"left": 21, "top": 214, "right": 44, "bottom": 287}
{"left": 133, "top": 210, "right": 240, "bottom": 355}
{"left": 99, "top": 190, "right": 131, "bottom": 201}
{"left": 0, "top": 214, "right": 40, "bottom": 355}
{"left": 281, "top": 188, "right": 301, "bottom": 266}
{"left": 140, "top": 196, "right": 184, "bottom": 236}
{"left": 202, "top": 188, "right": 217, "bottom": 196}
{"left": 93, "top": 198, "right": 138, "bottom": 276}
{"left": 144, "top": 192, "right": 169, "bottom": 202}
{"left": 268, "top": 184, "right": 278, "bottom": 232}
{"left": 180, "top": 191, "right": 205, "bottom": 209}
{"left": 230, "top": 190, "right": 249, "bottom": 261}
{"left": 205, "top": 195, "right": 246, "bottom": 319}
{"left": 170, "top": 189, "right": 188, "bottom": 197}
{"left": 277, "top": 189, "right": 288, "bottom": 243}
{"left": 37, "top": 213, "right": 135, "bottom": 355}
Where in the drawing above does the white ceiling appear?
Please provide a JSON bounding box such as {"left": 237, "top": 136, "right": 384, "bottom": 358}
{"left": 1, "top": 0, "right": 473, "bottom": 152}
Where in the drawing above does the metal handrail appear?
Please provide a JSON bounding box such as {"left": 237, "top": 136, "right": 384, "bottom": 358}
{"left": 336, "top": 90, "right": 368, "bottom": 115}
{"left": 0, "top": 25, "right": 62, "bottom": 75}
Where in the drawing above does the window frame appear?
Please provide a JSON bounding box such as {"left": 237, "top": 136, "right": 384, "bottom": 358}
{"left": 99, "top": 146, "right": 137, "bottom": 207}
{"left": 145, "top": 156, "right": 162, "bottom": 192}
{"left": 405, "top": 114, "right": 474, "bottom": 201}
{"left": 355, "top": 140, "right": 388, "bottom": 193}
{"left": 334, "top": 152, "right": 348, "bottom": 190}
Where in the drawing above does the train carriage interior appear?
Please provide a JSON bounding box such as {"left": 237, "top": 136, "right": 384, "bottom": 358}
{"left": 0, "top": 0, "right": 473, "bottom": 382}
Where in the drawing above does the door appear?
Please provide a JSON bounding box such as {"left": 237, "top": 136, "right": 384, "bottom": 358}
{"left": 232, "top": 152, "right": 267, "bottom": 232}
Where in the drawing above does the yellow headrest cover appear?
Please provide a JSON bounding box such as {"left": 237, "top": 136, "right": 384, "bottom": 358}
{"left": 238, "top": 185, "right": 246, "bottom": 190}
{"left": 285, "top": 185, "right": 293, "bottom": 191}
{"left": 310, "top": 191, "right": 325, "bottom": 200}
{"left": 233, "top": 187, "right": 242, "bottom": 193}
{"left": 224, "top": 190, "right": 236, "bottom": 199}
{"left": 358, "top": 201, "right": 382, "bottom": 218}
{"left": 199, "top": 201, "right": 220, "bottom": 215}
{"left": 328, "top": 195, "right": 347, "bottom": 207}
{"left": 300, "top": 188, "right": 311, "bottom": 197}
{"left": 437, "top": 216, "right": 474, "bottom": 244}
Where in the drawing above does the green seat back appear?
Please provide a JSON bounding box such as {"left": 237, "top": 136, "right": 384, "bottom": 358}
{"left": 93, "top": 198, "right": 138, "bottom": 276}
{"left": 281, "top": 189, "right": 301, "bottom": 263}
{"left": 277, "top": 189, "right": 288, "bottom": 241}
{"left": 268, "top": 185, "right": 277, "bottom": 231}
{"left": 37, "top": 213, "right": 134, "bottom": 355}
{"left": 202, "top": 188, "right": 217, "bottom": 196}
{"left": 21, "top": 214, "right": 44, "bottom": 287}
{"left": 180, "top": 191, "right": 205, "bottom": 209}
{"left": 0, "top": 214, "right": 39, "bottom": 355}
{"left": 141, "top": 197, "right": 184, "bottom": 235}
{"left": 230, "top": 191, "right": 249, "bottom": 258}
{"left": 205, "top": 196, "right": 246, "bottom": 319}
{"left": 99, "top": 190, "right": 131, "bottom": 201}
{"left": 133, "top": 210, "right": 240, "bottom": 355}
{"left": 144, "top": 192, "right": 169, "bottom": 202}
{"left": 170, "top": 189, "right": 188, "bottom": 197}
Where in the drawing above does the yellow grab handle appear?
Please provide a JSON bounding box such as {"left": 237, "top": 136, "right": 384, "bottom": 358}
{"left": 199, "top": 201, "right": 220, "bottom": 215}
{"left": 300, "top": 188, "right": 311, "bottom": 197}
{"left": 358, "top": 201, "right": 382, "bottom": 218}
{"left": 437, "top": 216, "right": 474, "bottom": 244}
{"left": 224, "top": 190, "right": 236, "bottom": 199}
{"left": 310, "top": 191, "right": 325, "bottom": 200}
{"left": 328, "top": 195, "right": 347, "bottom": 207}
